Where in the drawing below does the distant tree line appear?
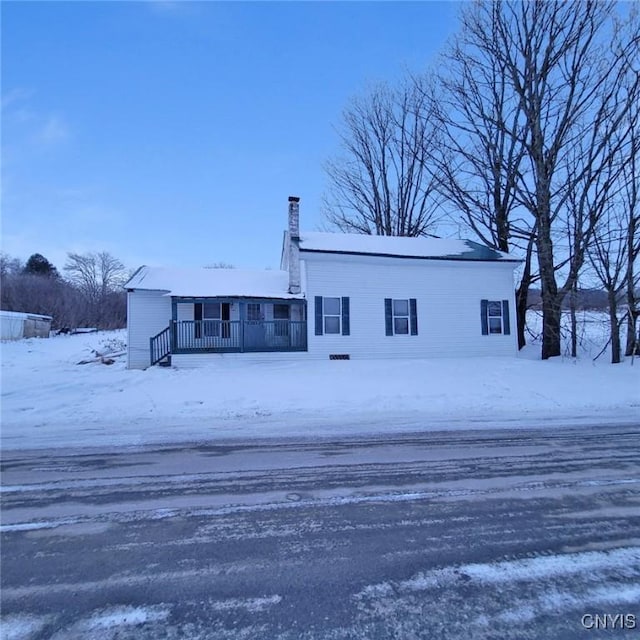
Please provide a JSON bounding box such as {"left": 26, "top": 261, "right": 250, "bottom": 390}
{"left": 0, "top": 251, "right": 128, "bottom": 330}
{"left": 323, "top": 0, "right": 639, "bottom": 363}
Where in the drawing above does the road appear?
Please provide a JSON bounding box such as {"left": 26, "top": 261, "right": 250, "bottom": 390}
{"left": 1, "top": 424, "right": 640, "bottom": 639}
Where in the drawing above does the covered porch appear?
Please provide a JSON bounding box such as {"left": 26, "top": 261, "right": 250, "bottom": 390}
{"left": 151, "top": 297, "right": 307, "bottom": 364}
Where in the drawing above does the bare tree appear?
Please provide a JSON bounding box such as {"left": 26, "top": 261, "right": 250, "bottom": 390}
{"left": 1, "top": 259, "right": 88, "bottom": 329}
{"left": 0, "top": 253, "right": 22, "bottom": 275}
{"left": 1, "top": 251, "right": 127, "bottom": 330}
{"left": 0, "top": 252, "right": 23, "bottom": 305}
{"left": 455, "top": 0, "right": 640, "bottom": 359}
{"left": 65, "top": 251, "right": 127, "bottom": 327}
{"left": 589, "top": 203, "right": 632, "bottom": 363}
{"left": 65, "top": 252, "right": 126, "bottom": 302}
{"left": 431, "top": 2, "right": 535, "bottom": 349}
{"left": 581, "top": 103, "right": 639, "bottom": 363}
{"left": 323, "top": 80, "right": 441, "bottom": 237}
{"left": 65, "top": 253, "right": 100, "bottom": 304}
{"left": 622, "top": 119, "right": 640, "bottom": 357}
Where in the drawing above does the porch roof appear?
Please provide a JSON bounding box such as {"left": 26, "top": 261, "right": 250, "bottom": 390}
{"left": 125, "top": 266, "right": 304, "bottom": 299}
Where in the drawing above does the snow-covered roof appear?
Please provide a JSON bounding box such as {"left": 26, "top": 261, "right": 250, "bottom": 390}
{"left": 0, "top": 310, "right": 53, "bottom": 321}
{"left": 297, "top": 231, "right": 519, "bottom": 262}
{"left": 125, "top": 266, "right": 303, "bottom": 299}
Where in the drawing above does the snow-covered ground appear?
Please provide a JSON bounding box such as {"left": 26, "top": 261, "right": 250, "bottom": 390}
{"left": 1, "top": 316, "right": 638, "bottom": 450}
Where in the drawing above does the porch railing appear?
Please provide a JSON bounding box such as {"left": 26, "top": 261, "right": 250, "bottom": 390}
{"left": 174, "top": 320, "right": 242, "bottom": 352}
{"left": 243, "top": 320, "right": 307, "bottom": 352}
{"left": 150, "top": 326, "right": 171, "bottom": 365}
{"left": 172, "top": 320, "right": 307, "bottom": 353}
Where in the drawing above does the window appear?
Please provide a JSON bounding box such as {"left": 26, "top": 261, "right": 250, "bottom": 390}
{"left": 487, "top": 301, "right": 503, "bottom": 334}
{"left": 481, "top": 300, "right": 511, "bottom": 336}
{"left": 314, "top": 297, "right": 350, "bottom": 336}
{"left": 393, "top": 299, "right": 409, "bottom": 335}
{"left": 324, "top": 297, "right": 341, "bottom": 334}
{"left": 247, "top": 303, "right": 261, "bottom": 322}
{"left": 204, "top": 302, "right": 221, "bottom": 319}
{"left": 273, "top": 304, "right": 290, "bottom": 320}
{"left": 385, "top": 298, "right": 418, "bottom": 336}
{"left": 194, "top": 302, "right": 231, "bottom": 339}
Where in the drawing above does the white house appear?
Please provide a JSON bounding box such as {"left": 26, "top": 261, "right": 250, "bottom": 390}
{"left": 125, "top": 197, "right": 520, "bottom": 369}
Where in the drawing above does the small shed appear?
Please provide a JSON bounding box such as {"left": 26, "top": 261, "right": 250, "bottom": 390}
{"left": 0, "top": 310, "right": 53, "bottom": 340}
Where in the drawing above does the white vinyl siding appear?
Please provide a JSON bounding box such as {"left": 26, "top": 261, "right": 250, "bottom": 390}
{"left": 127, "top": 290, "right": 172, "bottom": 369}
{"left": 171, "top": 351, "right": 308, "bottom": 367}
{"left": 303, "top": 252, "right": 517, "bottom": 359}
{"left": 176, "top": 303, "right": 194, "bottom": 321}
{"left": 129, "top": 252, "right": 517, "bottom": 367}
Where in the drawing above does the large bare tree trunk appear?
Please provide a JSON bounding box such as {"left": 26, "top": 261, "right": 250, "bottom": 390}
{"left": 540, "top": 273, "right": 562, "bottom": 360}
{"left": 569, "top": 280, "right": 578, "bottom": 359}
{"left": 536, "top": 197, "right": 562, "bottom": 358}
{"left": 515, "top": 235, "right": 536, "bottom": 350}
{"left": 626, "top": 303, "right": 639, "bottom": 357}
{"left": 608, "top": 291, "right": 622, "bottom": 364}
{"left": 515, "top": 283, "right": 529, "bottom": 351}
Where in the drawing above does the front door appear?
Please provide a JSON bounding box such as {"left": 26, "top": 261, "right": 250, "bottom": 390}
{"left": 273, "top": 303, "right": 290, "bottom": 346}
{"left": 244, "top": 303, "right": 265, "bottom": 350}
{"left": 221, "top": 302, "right": 231, "bottom": 339}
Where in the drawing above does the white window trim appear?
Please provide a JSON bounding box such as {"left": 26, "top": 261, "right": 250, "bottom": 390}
{"left": 487, "top": 300, "right": 504, "bottom": 335}
{"left": 392, "top": 299, "right": 410, "bottom": 336}
{"left": 323, "top": 297, "right": 341, "bottom": 334}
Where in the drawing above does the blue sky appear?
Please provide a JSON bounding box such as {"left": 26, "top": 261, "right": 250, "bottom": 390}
{"left": 2, "top": 1, "right": 460, "bottom": 272}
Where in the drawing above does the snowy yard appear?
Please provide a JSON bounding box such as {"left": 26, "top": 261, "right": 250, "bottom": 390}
{"left": 1, "top": 317, "right": 638, "bottom": 450}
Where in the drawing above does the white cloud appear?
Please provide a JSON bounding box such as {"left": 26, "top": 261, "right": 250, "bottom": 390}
{"left": 2, "top": 89, "right": 71, "bottom": 149}
{"left": 1, "top": 87, "right": 34, "bottom": 110}
{"left": 35, "top": 115, "right": 70, "bottom": 145}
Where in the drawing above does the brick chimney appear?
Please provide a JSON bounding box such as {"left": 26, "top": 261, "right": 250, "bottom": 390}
{"left": 288, "top": 196, "right": 301, "bottom": 294}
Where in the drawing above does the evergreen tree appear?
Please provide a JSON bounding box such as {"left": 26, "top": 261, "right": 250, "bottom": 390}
{"left": 23, "top": 253, "right": 59, "bottom": 278}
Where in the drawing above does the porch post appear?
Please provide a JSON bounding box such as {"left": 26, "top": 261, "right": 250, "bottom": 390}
{"left": 239, "top": 301, "right": 245, "bottom": 353}
{"left": 171, "top": 298, "right": 177, "bottom": 351}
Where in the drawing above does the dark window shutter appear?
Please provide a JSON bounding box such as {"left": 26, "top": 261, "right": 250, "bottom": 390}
{"left": 502, "top": 300, "right": 511, "bottom": 335}
{"left": 194, "top": 302, "right": 202, "bottom": 339}
{"left": 385, "top": 298, "right": 393, "bottom": 336}
{"left": 315, "top": 296, "right": 323, "bottom": 336}
{"left": 410, "top": 298, "right": 418, "bottom": 335}
{"left": 341, "top": 297, "right": 350, "bottom": 335}
{"left": 480, "top": 300, "right": 488, "bottom": 335}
